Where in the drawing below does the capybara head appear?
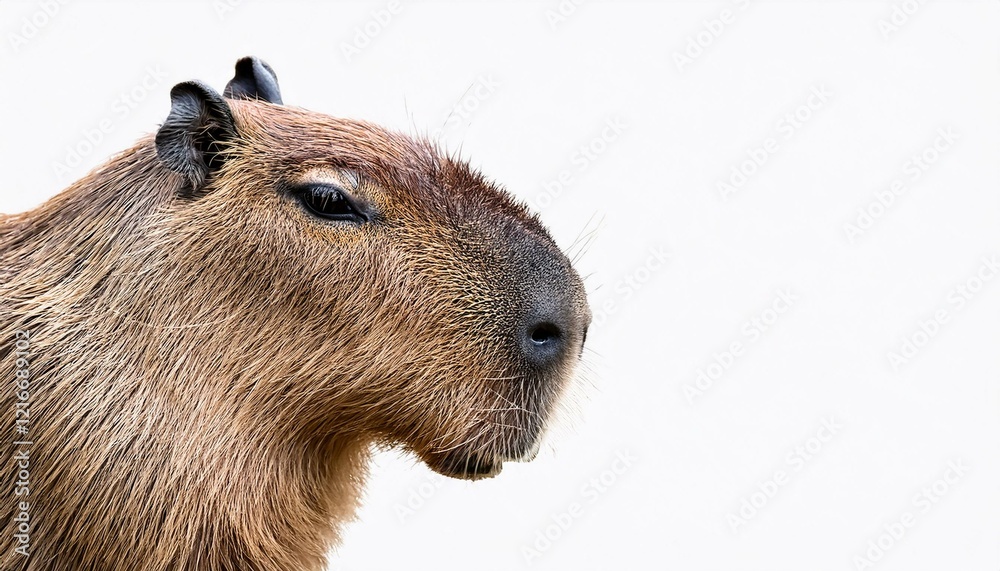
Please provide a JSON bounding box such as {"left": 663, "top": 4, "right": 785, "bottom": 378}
{"left": 0, "top": 56, "right": 592, "bottom": 570}
{"left": 152, "top": 57, "right": 591, "bottom": 479}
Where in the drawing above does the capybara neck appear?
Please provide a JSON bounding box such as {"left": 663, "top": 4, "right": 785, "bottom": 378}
{"left": 1, "top": 139, "right": 372, "bottom": 570}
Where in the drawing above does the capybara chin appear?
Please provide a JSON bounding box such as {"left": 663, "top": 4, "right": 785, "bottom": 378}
{"left": 0, "top": 57, "right": 590, "bottom": 570}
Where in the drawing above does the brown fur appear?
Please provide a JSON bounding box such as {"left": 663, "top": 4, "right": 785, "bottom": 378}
{"left": 1, "top": 87, "right": 588, "bottom": 569}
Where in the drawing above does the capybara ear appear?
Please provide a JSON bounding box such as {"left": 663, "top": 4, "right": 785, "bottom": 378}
{"left": 155, "top": 81, "right": 237, "bottom": 191}
{"left": 223, "top": 56, "right": 283, "bottom": 104}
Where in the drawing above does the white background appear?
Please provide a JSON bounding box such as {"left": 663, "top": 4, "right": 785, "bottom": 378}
{"left": 2, "top": 1, "right": 999, "bottom": 570}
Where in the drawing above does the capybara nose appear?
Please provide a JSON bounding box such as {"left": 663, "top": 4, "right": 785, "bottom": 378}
{"left": 513, "top": 242, "right": 590, "bottom": 368}
{"left": 522, "top": 318, "right": 565, "bottom": 367}
{"left": 528, "top": 320, "right": 562, "bottom": 347}
{"left": 520, "top": 296, "right": 584, "bottom": 368}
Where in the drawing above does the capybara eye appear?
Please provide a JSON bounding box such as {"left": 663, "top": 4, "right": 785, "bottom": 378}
{"left": 297, "top": 184, "right": 368, "bottom": 224}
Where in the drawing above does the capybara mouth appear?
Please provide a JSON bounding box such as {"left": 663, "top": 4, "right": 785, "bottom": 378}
{"left": 425, "top": 436, "right": 545, "bottom": 480}
{"left": 427, "top": 450, "right": 503, "bottom": 481}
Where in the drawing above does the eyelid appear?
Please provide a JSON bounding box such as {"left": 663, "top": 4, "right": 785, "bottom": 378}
{"left": 305, "top": 183, "right": 346, "bottom": 199}
{"left": 303, "top": 181, "right": 344, "bottom": 194}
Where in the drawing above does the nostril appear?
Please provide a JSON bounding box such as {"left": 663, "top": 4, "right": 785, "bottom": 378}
{"left": 528, "top": 322, "right": 561, "bottom": 346}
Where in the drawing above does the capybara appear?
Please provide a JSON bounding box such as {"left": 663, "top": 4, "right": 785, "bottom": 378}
{"left": 1, "top": 57, "right": 590, "bottom": 571}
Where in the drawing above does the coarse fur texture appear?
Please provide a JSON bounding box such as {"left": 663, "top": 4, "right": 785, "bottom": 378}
{"left": 0, "top": 58, "right": 589, "bottom": 570}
